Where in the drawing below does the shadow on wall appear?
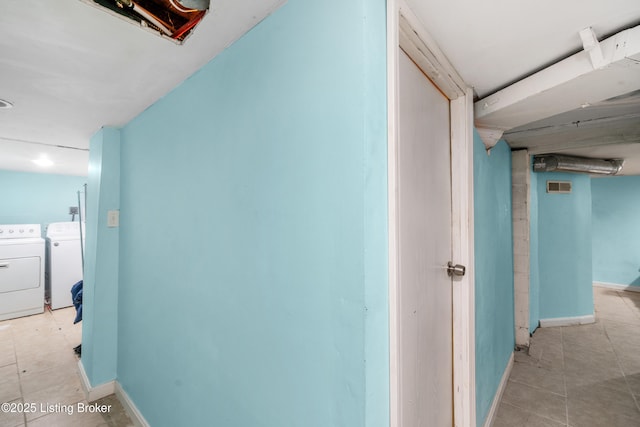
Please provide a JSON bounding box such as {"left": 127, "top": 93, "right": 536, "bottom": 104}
{"left": 632, "top": 272, "right": 640, "bottom": 287}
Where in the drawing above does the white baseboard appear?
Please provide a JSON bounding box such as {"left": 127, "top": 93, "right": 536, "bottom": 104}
{"left": 593, "top": 282, "right": 640, "bottom": 293}
{"left": 539, "top": 314, "right": 595, "bottom": 328}
{"left": 77, "top": 361, "right": 149, "bottom": 427}
{"left": 483, "top": 352, "right": 514, "bottom": 427}
{"left": 77, "top": 360, "right": 115, "bottom": 402}
{"left": 115, "top": 383, "right": 151, "bottom": 427}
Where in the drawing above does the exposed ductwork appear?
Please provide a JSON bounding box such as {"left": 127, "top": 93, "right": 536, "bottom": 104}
{"left": 533, "top": 154, "right": 624, "bottom": 175}
{"left": 89, "top": 0, "right": 209, "bottom": 42}
{"left": 175, "top": 0, "right": 209, "bottom": 10}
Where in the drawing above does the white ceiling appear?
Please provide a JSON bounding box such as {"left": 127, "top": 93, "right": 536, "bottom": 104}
{"left": 0, "top": 0, "right": 285, "bottom": 176}
{"left": 1, "top": 0, "right": 640, "bottom": 177}
{"left": 408, "top": 0, "right": 640, "bottom": 176}
{"left": 408, "top": 0, "right": 640, "bottom": 98}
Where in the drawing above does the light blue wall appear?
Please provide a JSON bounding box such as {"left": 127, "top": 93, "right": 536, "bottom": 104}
{"left": 473, "top": 136, "right": 515, "bottom": 426}
{"left": 592, "top": 176, "right": 640, "bottom": 287}
{"left": 361, "top": 0, "right": 389, "bottom": 424}
{"left": 81, "top": 127, "right": 120, "bottom": 386}
{"left": 0, "top": 169, "right": 86, "bottom": 233}
{"left": 535, "top": 172, "right": 593, "bottom": 319}
{"left": 108, "top": 1, "right": 388, "bottom": 426}
{"left": 529, "top": 163, "right": 540, "bottom": 332}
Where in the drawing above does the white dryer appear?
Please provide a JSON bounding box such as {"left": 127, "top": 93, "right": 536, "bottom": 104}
{"left": 46, "top": 222, "right": 83, "bottom": 310}
{"left": 0, "top": 224, "right": 45, "bottom": 321}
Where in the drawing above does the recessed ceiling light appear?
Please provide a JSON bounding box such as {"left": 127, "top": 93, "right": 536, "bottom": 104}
{"left": 33, "top": 157, "right": 54, "bottom": 167}
{"left": 0, "top": 99, "right": 13, "bottom": 109}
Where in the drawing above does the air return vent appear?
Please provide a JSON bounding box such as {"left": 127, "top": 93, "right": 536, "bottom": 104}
{"left": 546, "top": 181, "right": 572, "bottom": 194}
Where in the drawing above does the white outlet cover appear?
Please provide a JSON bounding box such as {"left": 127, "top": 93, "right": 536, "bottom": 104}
{"left": 107, "top": 210, "right": 119, "bottom": 227}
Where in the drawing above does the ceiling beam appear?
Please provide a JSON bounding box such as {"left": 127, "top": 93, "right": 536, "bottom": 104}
{"left": 474, "top": 25, "right": 640, "bottom": 133}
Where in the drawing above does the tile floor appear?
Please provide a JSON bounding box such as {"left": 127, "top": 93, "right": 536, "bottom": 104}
{"left": 0, "top": 307, "right": 132, "bottom": 427}
{"left": 3, "top": 288, "right": 640, "bottom": 427}
{"left": 493, "top": 286, "right": 640, "bottom": 427}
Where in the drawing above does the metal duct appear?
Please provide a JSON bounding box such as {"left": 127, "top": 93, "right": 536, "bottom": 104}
{"left": 176, "top": 0, "right": 210, "bottom": 10}
{"left": 533, "top": 154, "right": 624, "bottom": 175}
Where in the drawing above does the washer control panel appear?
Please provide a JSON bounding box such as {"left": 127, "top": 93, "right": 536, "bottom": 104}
{"left": 46, "top": 222, "right": 81, "bottom": 238}
{"left": 0, "top": 224, "right": 42, "bottom": 239}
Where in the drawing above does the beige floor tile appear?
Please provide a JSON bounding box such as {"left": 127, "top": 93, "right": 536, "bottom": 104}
{"left": 610, "top": 340, "right": 640, "bottom": 362}
{"left": 493, "top": 402, "right": 566, "bottom": 427}
{"left": 50, "top": 308, "right": 77, "bottom": 325}
{"left": 0, "top": 365, "right": 21, "bottom": 405}
{"left": 63, "top": 332, "right": 82, "bottom": 349}
{"left": 499, "top": 290, "right": 640, "bottom": 426}
{"left": 0, "top": 364, "right": 19, "bottom": 382}
{"left": 597, "top": 311, "right": 640, "bottom": 326}
{"left": 0, "top": 376, "right": 21, "bottom": 404}
{"left": 595, "top": 300, "right": 635, "bottom": 313}
{"left": 563, "top": 354, "right": 624, "bottom": 389}
{"left": 567, "top": 382, "right": 640, "bottom": 427}
{"left": 531, "top": 326, "right": 563, "bottom": 343}
{"left": 6, "top": 316, "right": 53, "bottom": 334}
{"left": 0, "top": 325, "right": 13, "bottom": 342}
{"left": 509, "top": 361, "right": 566, "bottom": 396}
{"left": 15, "top": 334, "right": 65, "bottom": 351}
{"left": 625, "top": 372, "right": 640, "bottom": 396}
{"left": 0, "top": 346, "right": 16, "bottom": 369}
{"left": 525, "top": 342, "right": 565, "bottom": 372}
{"left": 617, "top": 354, "right": 640, "bottom": 376}
{"left": 16, "top": 348, "right": 77, "bottom": 377}
{"left": 0, "top": 309, "right": 135, "bottom": 427}
{"left": 529, "top": 339, "right": 563, "bottom": 361}
{"left": 25, "top": 407, "right": 106, "bottom": 427}
{"left": 0, "top": 398, "right": 25, "bottom": 427}
{"left": 514, "top": 349, "right": 539, "bottom": 366}
{"left": 19, "top": 362, "right": 79, "bottom": 396}
{"left": 92, "top": 395, "right": 134, "bottom": 427}
{"left": 22, "top": 377, "right": 85, "bottom": 421}
{"left": 602, "top": 319, "right": 640, "bottom": 340}
{"left": 562, "top": 335, "right": 611, "bottom": 355}
{"left": 501, "top": 380, "right": 567, "bottom": 424}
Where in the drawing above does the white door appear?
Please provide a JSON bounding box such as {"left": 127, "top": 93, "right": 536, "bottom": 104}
{"left": 397, "top": 48, "right": 453, "bottom": 426}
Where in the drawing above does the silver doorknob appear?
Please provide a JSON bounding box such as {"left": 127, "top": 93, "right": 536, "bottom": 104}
{"left": 447, "top": 262, "right": 466, "bottom": 277}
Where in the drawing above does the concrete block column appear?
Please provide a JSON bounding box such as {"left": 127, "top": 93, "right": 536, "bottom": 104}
{"left": 512, "top": 150, "right": 530, "bottom": 348}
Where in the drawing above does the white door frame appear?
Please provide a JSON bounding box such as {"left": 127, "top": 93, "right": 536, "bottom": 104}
{"left": 387, "top": 1, "right": 476, "bottom": 426}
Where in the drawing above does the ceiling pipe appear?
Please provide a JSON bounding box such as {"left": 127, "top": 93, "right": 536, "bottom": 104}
{"left": 533, "top": 154, "right": 624, "bottom": 175}
{"left": 116, "top": 0, "right": 174, "bottom": 36}
{"left": 131, "top": 2, "right": 174, "bottom": 36}
{"left": 175, "top": 0, "right": 210, "bottom": 10}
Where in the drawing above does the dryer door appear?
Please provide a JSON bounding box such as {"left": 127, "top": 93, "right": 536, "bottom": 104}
{"left": 0, "top": 257, "right": 42, "bottom": 293}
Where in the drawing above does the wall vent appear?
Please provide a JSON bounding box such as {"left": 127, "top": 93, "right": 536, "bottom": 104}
{"left": 546, "top": 181, "right": 572, "bottom": 194}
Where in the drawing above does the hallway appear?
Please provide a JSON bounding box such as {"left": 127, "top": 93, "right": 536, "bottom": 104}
{"left": 494, "top": 286, "right": 640, "bottom": 426}
{"left": 0, "top": 307, "right": 131, "bottom": 427}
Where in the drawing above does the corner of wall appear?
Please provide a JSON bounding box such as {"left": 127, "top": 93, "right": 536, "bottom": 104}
{"left": 81, "top": 126, "right": 121, "bottom": 387}
{"left": 472, "top": 136, "right": 515, "bottom": 426}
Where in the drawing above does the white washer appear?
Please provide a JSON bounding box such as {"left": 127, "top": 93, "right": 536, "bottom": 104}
{"left": 0, "top": 224, "right": 45, "bottom": 321}
{"left": 46, "top": 222, "right": 83, "bottom": 310}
